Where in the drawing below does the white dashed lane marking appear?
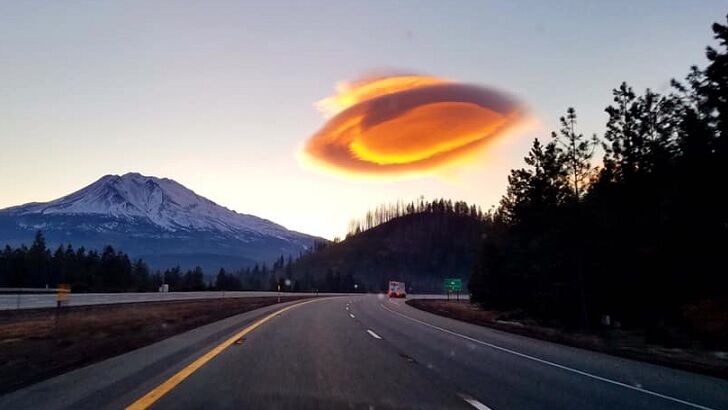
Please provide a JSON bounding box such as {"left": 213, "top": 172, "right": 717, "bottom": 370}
{"left": 458, "top": 393, "right": 493, "bottom": 410}
{"left": 366, "top": 329, "right": 382, "bottom": 339}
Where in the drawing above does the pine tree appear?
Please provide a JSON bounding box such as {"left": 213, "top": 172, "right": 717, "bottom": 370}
{"left": 499, "top": 138, "right": 567, "bottom": 225}
{"left": 27, "top": 231, "right": 50, "bottom": 287}
{"left": 552, "top": 108, "right": 598, "bottom": 201}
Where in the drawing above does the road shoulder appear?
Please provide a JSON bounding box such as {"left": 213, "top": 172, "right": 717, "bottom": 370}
{"left": 406, "top": 298, "right": 728, "bottom": 380}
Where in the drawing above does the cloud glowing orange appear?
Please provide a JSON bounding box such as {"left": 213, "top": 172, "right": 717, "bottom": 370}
{"left": 304, "top": 74, "right": 524, "bottom": 176}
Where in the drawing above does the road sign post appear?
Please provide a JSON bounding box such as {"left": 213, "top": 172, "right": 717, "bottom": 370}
{"left": 56, "top": 283, "right": 70, "bottom": 308}
{"left": 444, "top": 278, "right": 462, "bottom": 301}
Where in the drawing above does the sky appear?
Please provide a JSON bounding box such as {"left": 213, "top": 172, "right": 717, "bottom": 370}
{"left": 1, "top": 1, "right": 726, "bottom": 239}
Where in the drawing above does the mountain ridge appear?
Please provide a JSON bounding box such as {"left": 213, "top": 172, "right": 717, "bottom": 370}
{"left": 0, "top": 173, "right": 321, "bottom": 272}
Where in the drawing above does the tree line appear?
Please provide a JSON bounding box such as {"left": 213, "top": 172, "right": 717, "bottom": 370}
{"left": 0, "top": 232, "right": 151, "bottom": 292}
{"left": 346, "top": 198, "right": 487, "bottom": 238}
{"left": 290, "top": 198, "right": 491, "bottom": 293}
{"left": 0, "top": 232, "right": 251, "bottom": 292}
{"left": 0, "top": 231, "right": 364, "bottom": 293}
{"left": 469, "top": 16, "right": 728, "bottom": 345}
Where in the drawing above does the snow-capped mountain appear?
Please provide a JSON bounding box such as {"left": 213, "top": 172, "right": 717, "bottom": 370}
{"left": 0, "top": 173, "right": 322, "bottom": 271}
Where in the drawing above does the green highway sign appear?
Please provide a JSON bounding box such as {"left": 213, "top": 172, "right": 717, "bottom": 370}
{"left": 444, "top": 278, "right": 462, "bottom": 292}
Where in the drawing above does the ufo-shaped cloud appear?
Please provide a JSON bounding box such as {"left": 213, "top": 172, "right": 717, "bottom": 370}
{"left": 303, "top": 74, "right": 524, "bottom": 176}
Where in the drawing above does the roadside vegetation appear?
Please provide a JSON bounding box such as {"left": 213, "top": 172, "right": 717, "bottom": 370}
{"left": 469, "top": 16, "right": 728, "bottom": 349}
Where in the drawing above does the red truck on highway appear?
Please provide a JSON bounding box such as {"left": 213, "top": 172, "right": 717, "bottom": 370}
{"left": 387, "top": 281, "right": 406, "bottom": 298}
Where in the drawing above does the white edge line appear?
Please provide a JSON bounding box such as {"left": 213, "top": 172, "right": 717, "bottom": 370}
{"left": 458, "top": 393, "right": 493, "bottom": 410}
{"left": 366, "top": 329, "right": 382, "bottom": 339}
{"left": 379, "top": 303, "right": 716, "bottom": 410}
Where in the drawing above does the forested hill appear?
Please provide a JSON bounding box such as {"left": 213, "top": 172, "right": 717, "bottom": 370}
{"left": 289, "top": 200, "right": 490, "bottom": 293}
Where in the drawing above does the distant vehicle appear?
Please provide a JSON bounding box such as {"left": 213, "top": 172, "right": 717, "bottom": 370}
{"left": 387, "top": 281, "right": 406, "bottom": 298}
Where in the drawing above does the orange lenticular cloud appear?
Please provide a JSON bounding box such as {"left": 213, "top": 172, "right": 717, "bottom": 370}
{"left": 315, "top": 75, "right": 449, "bottom": 117}
{"left": 303, "top": 74, "right": 525, "bottom": 176}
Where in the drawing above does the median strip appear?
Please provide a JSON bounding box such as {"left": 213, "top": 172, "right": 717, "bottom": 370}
{"left": 0, "top": 295, "right": 310, "bottom": 394}
{"left": 126, "top": 298, "right": 321, "bottom": 410}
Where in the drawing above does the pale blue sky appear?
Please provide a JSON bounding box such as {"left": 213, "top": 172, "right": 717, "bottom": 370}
{"left": 1, "top": 1, "right": 726, "bottom": 238}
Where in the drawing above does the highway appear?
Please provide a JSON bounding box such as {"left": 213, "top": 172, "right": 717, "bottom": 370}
{"left": 1, "top": 295, "right": 726, "bottom": 409}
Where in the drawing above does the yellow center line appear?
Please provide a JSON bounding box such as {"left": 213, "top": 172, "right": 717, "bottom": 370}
{"left": 126, "top": 298, "right": 322, "bottom": 410}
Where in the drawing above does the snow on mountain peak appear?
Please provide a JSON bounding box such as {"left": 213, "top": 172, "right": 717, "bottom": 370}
{"left": 3, "top": 173, "right": 293, "bottom": 236}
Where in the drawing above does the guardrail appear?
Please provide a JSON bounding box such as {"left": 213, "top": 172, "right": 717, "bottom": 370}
{"left": 0, "top": 287, "right": 65, "bottom": 293}
{"left": 0, "top": 287, "right": 70, "bottom": 309}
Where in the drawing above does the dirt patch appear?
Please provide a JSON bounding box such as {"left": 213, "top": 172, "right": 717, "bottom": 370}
{"left": 407, "top": 299, "right": 728, "bottom": 380}
{"left": 0, "top": 296, "right": 311, "bottom": 394}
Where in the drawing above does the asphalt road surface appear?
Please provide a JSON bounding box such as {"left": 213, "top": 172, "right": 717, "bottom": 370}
{"left": 1, "top": 295, "right": 726, "bottom": 409}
